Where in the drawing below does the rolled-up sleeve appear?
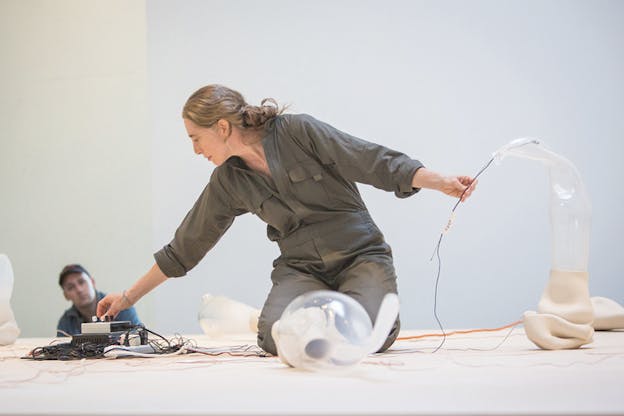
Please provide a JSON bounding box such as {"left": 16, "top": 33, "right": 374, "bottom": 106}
{"left": 285, "top": 114, "right": 424, "bottom": 198}
{"left": 154, "top": 170, "right": 243, "bottom": 277}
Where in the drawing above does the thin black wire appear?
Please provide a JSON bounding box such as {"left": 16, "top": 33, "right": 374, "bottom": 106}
{"left": 429, "top": 156, "right": 495, "bottom": 353}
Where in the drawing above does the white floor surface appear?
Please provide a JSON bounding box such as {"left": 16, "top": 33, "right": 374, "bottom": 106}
{"left": 1, "top": 328, "right": 622, "bottom": 415}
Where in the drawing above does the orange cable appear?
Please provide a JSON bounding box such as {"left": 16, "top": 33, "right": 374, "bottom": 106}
{"left": 396, "top": 319, "right": 523, "bottom": 341}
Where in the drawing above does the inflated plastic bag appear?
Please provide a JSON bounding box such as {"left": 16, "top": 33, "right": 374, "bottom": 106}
{"left": 0, "top": 254, "right": 20, "bottom": 345}
{"left": 272, "top": 290, "right": 399, "bottom": 371}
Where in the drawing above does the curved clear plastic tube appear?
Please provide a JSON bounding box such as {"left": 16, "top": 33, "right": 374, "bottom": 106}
{"left": 493, "top": 138, "right": 591, "bottom": 271}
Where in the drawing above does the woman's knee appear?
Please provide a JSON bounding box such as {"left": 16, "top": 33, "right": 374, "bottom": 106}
{"left": 256, "top": 314, "right": 278, "bottom": 355}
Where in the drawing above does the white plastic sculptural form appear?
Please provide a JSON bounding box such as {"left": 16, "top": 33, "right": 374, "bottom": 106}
{"left": 0, "top": 254, "right": 20, "bottom": 345}
{"left": 494, "top": 139, "right": 622, "bottom": 349}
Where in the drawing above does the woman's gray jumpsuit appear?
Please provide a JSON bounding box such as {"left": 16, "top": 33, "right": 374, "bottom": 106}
{"left": 154, "top": 114, "right": 424, "bottom": 355}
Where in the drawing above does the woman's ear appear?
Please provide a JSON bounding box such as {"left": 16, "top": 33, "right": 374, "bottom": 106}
{"left": 216, "top": 119, "right": 231, "bottom": 138}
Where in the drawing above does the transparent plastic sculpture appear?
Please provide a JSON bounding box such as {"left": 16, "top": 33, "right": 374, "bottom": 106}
{"left": 198, "top": 293, "right": 260, "bottom": 337}
{"left": 493, "top": 139, "right": 594, "bottom": 349}
{"left": 271, "top": 290, "right": 399, "bottom": 371}
{"left": 0, "top": 254, "right": 20, "bottom": 345}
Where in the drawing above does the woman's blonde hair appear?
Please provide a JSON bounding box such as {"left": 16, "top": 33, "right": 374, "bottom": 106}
{"left": 182, "top": 84, "right": 285, "bottom": 130}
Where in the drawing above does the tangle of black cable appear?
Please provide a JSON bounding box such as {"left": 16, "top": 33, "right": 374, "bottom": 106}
{"left": 27, "top": 342, "right": 106, "bottom": 361}
{"left": 24, "top": 326, "right": 189, "bottom": 360}
{"left": 429, "top": 156, "right": 495, "bottom": 353}
{"left": 142, "top": 327, "right": 189, "bottom": 354}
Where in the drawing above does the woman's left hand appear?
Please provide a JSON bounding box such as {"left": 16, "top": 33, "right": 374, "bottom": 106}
{"left": 411, "top": 168, "right": 477, "bottom": 202}
{"left": 438, "top": 175, "right": 477, "bottom": 202}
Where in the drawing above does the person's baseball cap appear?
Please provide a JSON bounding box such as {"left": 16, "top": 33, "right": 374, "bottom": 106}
{"left": 59, "top": 264, "right": 91, "bottom": 287}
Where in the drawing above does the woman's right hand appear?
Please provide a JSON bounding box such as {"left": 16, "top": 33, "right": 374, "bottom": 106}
{"left": 95, "top": 263, "right": 169, "bottom": 321}
{"left": 96, "top": 292, "right": 132, "bottom": 320}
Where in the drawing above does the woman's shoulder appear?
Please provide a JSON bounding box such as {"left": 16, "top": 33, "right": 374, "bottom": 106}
{"left": 274, "top": 113, "right": 322, "bottom": 134}
{"left": 211, "top": 160, "right": 237, "bottom": 182}
{"left": 278, "top": 112, "right": 315, "bottom": 123}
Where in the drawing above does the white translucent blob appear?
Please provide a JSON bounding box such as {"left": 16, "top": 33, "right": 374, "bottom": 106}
{"left": 0, "top": 254, "right": 20, "bottom": 345}
{"left": 198, "top": 293, "right": 260, "bottom": 337}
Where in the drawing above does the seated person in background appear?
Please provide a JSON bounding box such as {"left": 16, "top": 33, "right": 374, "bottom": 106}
{"left": 57, "top": 264, "right": 141, "bottom": 336}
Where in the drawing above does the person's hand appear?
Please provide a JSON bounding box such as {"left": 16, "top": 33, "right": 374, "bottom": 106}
{"left": 411, "top": 168, "right": 477, "bottom": 202}
{"left": 438, "top": 175, "right": 477, "bottom": 202}
{"left": 96, "top": 291, "right": 133, "bottom": 320}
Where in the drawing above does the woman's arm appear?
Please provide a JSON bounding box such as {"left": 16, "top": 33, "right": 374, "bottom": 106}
{"left": 96, "top": 263, "right": 168, "bottom": 320}
{"left": 412, "top": 167, "right": 477, "bottom": 202}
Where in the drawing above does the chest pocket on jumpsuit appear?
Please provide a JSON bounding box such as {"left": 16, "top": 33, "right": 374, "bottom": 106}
{"left": 286, "top": 159, "right": 333, "bottom": 210}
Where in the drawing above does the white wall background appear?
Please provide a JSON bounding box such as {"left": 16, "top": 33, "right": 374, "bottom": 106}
{"left": 2, "top": 0, "right": 622, "bottom": 337}
{"left": 147, "top": 0, "right": 623, "bottom": 334}
{"left": 0, "top": 0, "right": 153, "bottom": 336}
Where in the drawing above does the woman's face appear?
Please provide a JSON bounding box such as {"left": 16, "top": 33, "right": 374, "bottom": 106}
{"left": 184, "top": 118, "right": 230, "bottom": 166}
